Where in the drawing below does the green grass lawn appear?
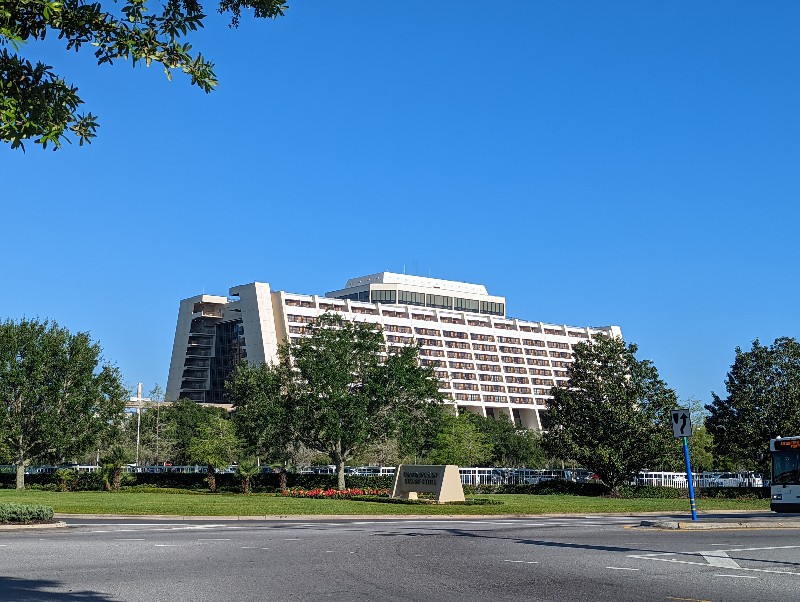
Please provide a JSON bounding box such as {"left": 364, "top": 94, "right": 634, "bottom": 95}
{"left": 0, "top": 490, "right": 771, "bottom": 516}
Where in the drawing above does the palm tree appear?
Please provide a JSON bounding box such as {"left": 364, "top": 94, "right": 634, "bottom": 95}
{"left": 235, "top": 459, "right": 260, "bottom": 494}
{"left": 102, "top": 445, "right": 132, "bottom": 492}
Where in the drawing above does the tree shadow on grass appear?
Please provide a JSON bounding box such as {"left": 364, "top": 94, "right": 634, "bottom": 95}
{"left": 0, "top": 576, "right": 119, "bottom": 601}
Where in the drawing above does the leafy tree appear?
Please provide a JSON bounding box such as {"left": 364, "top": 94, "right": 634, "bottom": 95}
{"left": 467, "top": 414, "right": 546, "bottom": 467}
{"left": 187, "top": 416, "right": 239, "bottom": 492}
{"left": 426, "top": 412, "right": 493, "bottom": 467}
{"left": 102, "top": 444, "right": 132, "bottom": 492}
{"left": 1, "top": 0, "right": 288, "bottom": 150}
{"left": 229, "top": 359, "right": 291, "bottom": 463}
{"left": 0, "top": 318, "right": 127, "bottom": 489}
{"left": 229, "top": 313, "right": 444, "bottom": 489}
{"left": 542, "top": 335, "right": 678, "bottom": 494}
{"left": 159, "top": 398, "right": 227, "bottom": 465}
{"left": 706, "top": 337, "right": 800, "bottom": 475}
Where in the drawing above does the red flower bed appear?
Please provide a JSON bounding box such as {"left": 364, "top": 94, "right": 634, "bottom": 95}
{"left": 282, "top": 487, "right": 389, "bottom": 499}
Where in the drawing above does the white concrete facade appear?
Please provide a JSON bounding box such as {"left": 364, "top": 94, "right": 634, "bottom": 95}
{"left": 166, "top": 274, "right": 621, "bottom": 430}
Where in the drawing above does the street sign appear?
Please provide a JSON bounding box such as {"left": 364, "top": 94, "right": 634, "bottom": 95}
{"left": 671, "top": 408, "right": 692, "bottom": 438}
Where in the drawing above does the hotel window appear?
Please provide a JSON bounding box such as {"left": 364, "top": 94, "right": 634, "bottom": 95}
{"left": 477, "top": 363, "right": 502, "bottom": 372}
{"left": 426, "top": 294, "right": 453, "bottom": 310}
{"left": 440, "top": 316, "right": 465, "bottom": 325}
{"left": 398, "top": 290, "right": 426, "bottom": 306}
{"left": 470, "top": 333, "right": 495, "bottom": 342}
{"left": 454, "top": 297, "right": 480, "bottom": 313}
{"left": 480, "top": 301, "right": 504, "bottom": 316}
{"left": 371, "top": 290, "right": 397, "bottom": 304}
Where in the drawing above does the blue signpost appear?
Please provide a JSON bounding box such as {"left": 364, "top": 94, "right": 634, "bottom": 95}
{"left": 671, "top": 408, "right": 698, "bottom": 522}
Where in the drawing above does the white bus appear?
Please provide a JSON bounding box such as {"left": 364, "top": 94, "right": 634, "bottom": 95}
{"left": 770, "top": 436, "right": 800, "bottom": 513}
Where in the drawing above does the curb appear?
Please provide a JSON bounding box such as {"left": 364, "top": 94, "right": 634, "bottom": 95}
{"left": 640, "top": 520, "right": 800, "bottom": 530}
{"left": 54, "top": 510, "right": 773, "bottom": 522}
{"left": 0, "top": 521, "right": 67, "bottom": 531}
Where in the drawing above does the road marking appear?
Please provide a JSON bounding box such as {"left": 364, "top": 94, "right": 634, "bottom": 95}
{"left": 261, "top": 547, "right": 270, "bottom": 550}
{"left": 284, "top": 538, "right": 300, "bottom": 541}
{"left": 629, "top": 547, "right": 800, "bottom": 576}
{"left": 241, "top": 546, "right": 256, "bottom": 549}
{"left": 666, "top": 597, "right": 711, "bottom": 601}
{"left": 198, "top": 538, "right": 230, "bottom": 541}
{"left": 696, "top": 550, "right": 741, "bottom": 569}
{"left": 605, "top": 567, "right": 639, "bottom": 571}
{"left": 116, "top": 538, "right": 145, "bottom": 541}
{"left": 503, "top": 560, "right": 538, "bottom": 564}
{"left": 325, "top": 550, "right": 334, "bottom": 553}
{"left": 154, "top": 544, "right": 178, "bottom": 547}
{"left": 715, "top": 574, "right": 758, "bottom": 579}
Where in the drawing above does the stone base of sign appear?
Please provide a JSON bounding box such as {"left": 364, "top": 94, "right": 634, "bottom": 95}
{"left": 391, "top": 464, "right": 465, "bottom": 503}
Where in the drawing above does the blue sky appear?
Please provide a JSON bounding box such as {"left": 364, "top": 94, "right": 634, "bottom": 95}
{"left": 2, "top": 2, "right": 798, "bottom": 405}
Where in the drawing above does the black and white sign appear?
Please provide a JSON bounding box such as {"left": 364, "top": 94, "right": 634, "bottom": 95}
{"left": 671, "top": 408, "right": 692, "bottom": 438}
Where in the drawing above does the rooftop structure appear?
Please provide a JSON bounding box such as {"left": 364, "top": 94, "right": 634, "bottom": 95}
{"left": 166, "top": 274, "right": 621, "bottom": 431}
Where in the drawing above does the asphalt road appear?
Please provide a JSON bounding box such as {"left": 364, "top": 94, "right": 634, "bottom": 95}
{"left": 1, "top": 514, "right": 799, "bottom": 601}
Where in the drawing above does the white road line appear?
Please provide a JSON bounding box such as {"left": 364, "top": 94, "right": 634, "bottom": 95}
{"left": 241, "top": 546, "right": 256, "bottom": 549}
{"left": 628, "top": 553, "right": 800, "bottom": 576}
{"left": 116, "top": 538, "right": 145, "bottom": 541}
{"left": 284, "top": 538, "right": 300, "bottom": 541}
{"left": 715, "top": 574, "right": 758, "bottom": 579}
{"left": 261, "top": 547, "right": 270, "bottom": 550}
{"left": 606, "top": 567, "right": 639, "bottom": 571}
{"left": 198, "top": 538, "right": 230, "bottom": 541}
{"left": 503, "top": 560, "right": 538, "bottom": 564}
{"left": 697, "top": 551, "right": 741, "bottom": 569}
{"left": 154, "top": 544, "right": 179, "bottom": 547}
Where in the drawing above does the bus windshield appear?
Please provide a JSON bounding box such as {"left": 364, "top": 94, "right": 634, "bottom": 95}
{"left": 773, "top": 451, "right": 800, "bottom": 485}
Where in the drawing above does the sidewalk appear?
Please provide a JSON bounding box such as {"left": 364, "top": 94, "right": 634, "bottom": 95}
{"left": 641, "top": 515, "right": 800, "bottom": 530}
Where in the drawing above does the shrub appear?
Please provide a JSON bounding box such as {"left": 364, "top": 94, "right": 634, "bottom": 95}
{"left": 616, "top": 485, "right": 684, "bottom": 499}
{"left": 281, "top": 487, "right": 390, "bottom": 499}
{"left": 697, "top": 487, "right": 769, "bottom": 500}
{"left": 0, "top": 503, "right": 54, "bottom": 523}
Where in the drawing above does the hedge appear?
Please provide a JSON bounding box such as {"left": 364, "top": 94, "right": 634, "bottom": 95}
{"left": 0, "top": 471, "right": 395, "bottom": 493}
{"left": 0, "top": 471, "right": 771, "bottom": 499}
{"left": 0, "top": 503, "right": 54, "bottom": 523}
